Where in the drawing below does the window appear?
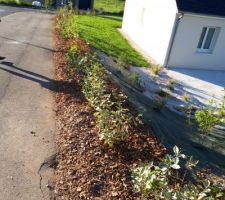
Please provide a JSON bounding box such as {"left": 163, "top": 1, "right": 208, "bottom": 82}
{"left": 197, "top": 26, "right": 220, "bottom": 53}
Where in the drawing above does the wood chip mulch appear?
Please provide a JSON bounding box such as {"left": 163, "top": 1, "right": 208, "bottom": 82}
{"left": 53, "top": 21, "right": 167, "bottom": 200}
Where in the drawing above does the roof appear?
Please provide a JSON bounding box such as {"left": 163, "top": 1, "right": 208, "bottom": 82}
{"left": 176, "top": 0, "right": 225, "bottom": 17}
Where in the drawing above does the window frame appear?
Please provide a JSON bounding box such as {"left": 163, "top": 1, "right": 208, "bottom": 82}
{"left": 196, "top": 26, "right": 220, "bottom": 54}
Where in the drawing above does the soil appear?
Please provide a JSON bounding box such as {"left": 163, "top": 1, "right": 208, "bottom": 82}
{"left": 53, "top": 20, "right": 167, "bottom": 200}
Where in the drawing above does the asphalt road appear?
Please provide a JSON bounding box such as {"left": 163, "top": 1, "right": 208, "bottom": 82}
{"left": 0, "top": 5, "right": 38, "bottom": 17}
{"left": 0, "top": 10, "right": 55, "bottom": 200}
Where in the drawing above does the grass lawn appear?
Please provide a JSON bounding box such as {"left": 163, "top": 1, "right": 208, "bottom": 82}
{"left": 94, "top": 0, "right": 125, "bottom": 15}
{"left": 76, "top": 15, "right": 149, "bottom": 67}
{"left": 0, "top": 0, "right": 31, "bottom": 6}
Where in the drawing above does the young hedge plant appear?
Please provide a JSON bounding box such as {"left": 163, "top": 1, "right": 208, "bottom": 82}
{"left": 63, "top": 32, "right": 136, "bottom": 147}
{"left": 82, "top": 62, "right": 134, "bottom": 147}
{"left": 195, "top": 99, "right": 221, "bottom": 134}
{"left": 132, "top": 146, "right": 225, "bottom": 199}
{"left": 195, "top": 109, "right": 219, "bottom": 134}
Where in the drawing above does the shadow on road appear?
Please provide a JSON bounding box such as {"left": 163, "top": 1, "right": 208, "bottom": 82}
{"left": 0, "top": 61, "right": 84, "bottom": 98}
{"left": 0, "top": 35, "right": 56, "bottom": 52}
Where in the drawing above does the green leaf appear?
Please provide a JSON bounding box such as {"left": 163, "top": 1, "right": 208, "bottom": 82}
{"left": 216, "top": 192, "right": 225, "bottom": 197}
{"left": 173, "top": 146, "right": 180, "bottom": 154}
{"left": 203, "top": 180, "right": 210, "bottom": 188}
{"left": 198, "top": 192, "right": 207, "bottom": 200}
{"left": 171, "top": 164, "right": 180, "bottom": 170}
{"left": 174, "top": 157, "right": 180, "bottom": 165}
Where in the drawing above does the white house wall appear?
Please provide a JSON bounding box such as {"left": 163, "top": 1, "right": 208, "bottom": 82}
{"left": 122, "top": 0, "right": 178, "bottom": 65}
{"left": 168, "top": 14, "right": 225, "bottom": 70}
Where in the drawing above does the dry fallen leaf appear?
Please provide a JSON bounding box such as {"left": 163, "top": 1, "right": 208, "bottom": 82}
{"left": 77, "top": 187, "right": 82, "bottom": 192}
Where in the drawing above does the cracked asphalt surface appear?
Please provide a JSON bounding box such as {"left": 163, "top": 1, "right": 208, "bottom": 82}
{"left": 0, "top": 9, "right": 55, "bottom": 200}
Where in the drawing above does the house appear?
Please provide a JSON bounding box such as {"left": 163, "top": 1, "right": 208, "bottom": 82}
{"left": 122, "top": 0, "right": 225, "bottom": 70}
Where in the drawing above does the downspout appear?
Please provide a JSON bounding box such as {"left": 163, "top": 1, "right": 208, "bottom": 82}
{"left": 164, "top": 12, "right": 184, "bottom": 68}
{"left": 90, "top": 0, "right": 94, "bottom": 10}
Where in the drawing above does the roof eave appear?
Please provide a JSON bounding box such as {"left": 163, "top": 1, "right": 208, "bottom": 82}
{"left": 179, "top": 11, "right": 225, "bottom": 19}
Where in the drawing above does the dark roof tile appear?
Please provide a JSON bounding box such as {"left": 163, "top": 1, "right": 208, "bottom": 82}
{"left": 176, "top": 0, "right": 225, "bottom": 17}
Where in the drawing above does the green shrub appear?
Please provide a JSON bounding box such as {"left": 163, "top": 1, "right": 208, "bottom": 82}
{"left": 195, "top": 109, "right": 219, "bottom": 134}
{"left": 157, "top": 90, "right": 170, "bottom": 98}
{"left": 64, "top": 39, "right": 136, "bottom": 147}
{"left": 129, "top": 72, "right": 141, "bottom": 88}
{"left": 82, "top": 62, "right": 134, "bottom": 147}
{"left": 193, "top": 90, "right": 225, "bottom": 133}
{"left": 217, "top": 88, "right": 225, "bottom": 124}
{"left": 82, "top": 63, "right": 107, "bottom": 107}
{"left": 195, "top": 99, "right": 220, "bottom": 134}
{"left": 95, "top": 102, "right": 133, "bottom": 147}
{"left": 153, "top": 98, "right": 166, "bottom": 111}
{"left": 167, "top": 79, "right": 175, "bottom": 91}
{"left": 117, "top": 56, "right": 130, "bottom": 70}
{"left": 186, "top": 105, "right": 195, "bottom": 127}
{"left": 168, "top": 85, "right": 174, "bottom": 91}
{"left": 132, "top": 146, "right": 225, "bottom": 199}
{"left": 66, "top": 45, "right": 78, "bottom": 75}
{"left": 182, "top": 92, "right": 191, "bottom": 102}
{"left": 44, "top": 0, "right": 52, "bottom": 10}
{"left": 151, "top": 65, "right": 161, "bottom": 76}
{"left": 58, "top": 13, "right": 78, "bottom": 39}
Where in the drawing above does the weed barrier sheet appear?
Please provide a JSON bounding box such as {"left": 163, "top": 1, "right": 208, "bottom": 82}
{"left": 98, "top": 52, "right": 225, "bottom": 175}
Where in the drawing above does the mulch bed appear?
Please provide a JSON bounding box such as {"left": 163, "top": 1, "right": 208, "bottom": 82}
{"left": 53, "top": 20, "right": 167, "bottom": 200}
